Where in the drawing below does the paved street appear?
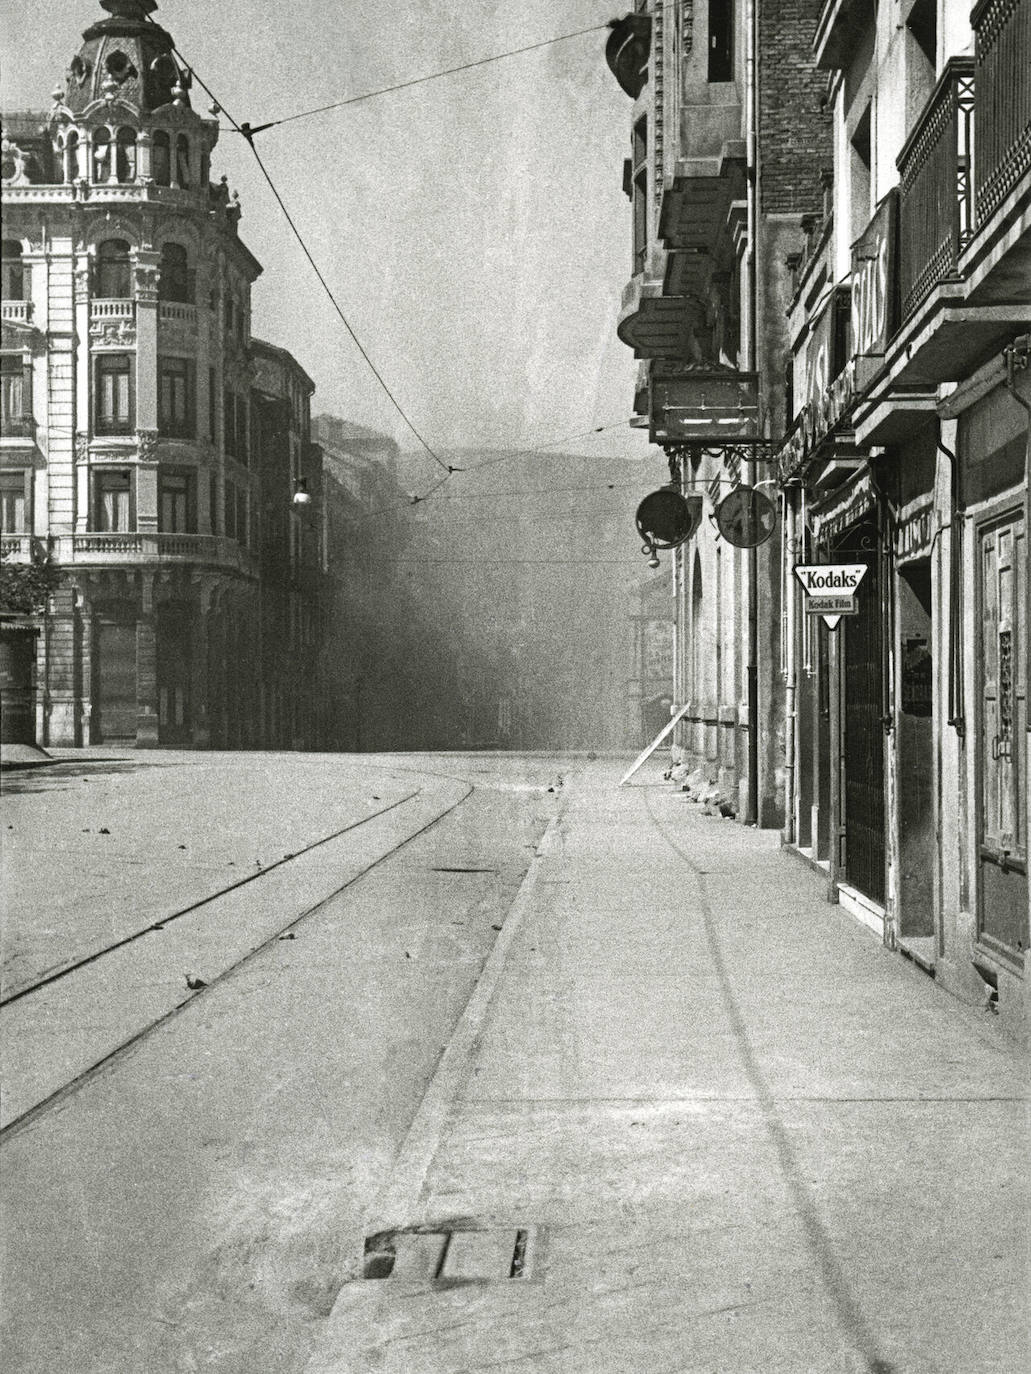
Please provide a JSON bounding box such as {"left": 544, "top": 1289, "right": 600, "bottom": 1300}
{"left": 2, "top": 752, "right": 1029, "bottom": 1373}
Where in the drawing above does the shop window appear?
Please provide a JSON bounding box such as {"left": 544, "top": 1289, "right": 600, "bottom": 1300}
{"left": 92, "top": 128, "right": 111, "bottom": 183}
{"left": 115, "top": 128, "right": 137, "bottom": 183}
{"left": 63, "top": 130, "right": 79, "bottom": 183}
{"left": 158, "top": 242, "right": 192, "bottom": 303}
{"left": 93, "top": 468, "right": 133, "bottom": 531}
{"left": 94, "top": 352, "right": 134, "bottom": 434}
{"left": 175, "top": 134, "right": 190, "bottom": 187}
{"left": 152, "top": 130, "right": 171, "bottom": 186}
{"left": 158, "top": 356, "right": 195, "bottom": 438}
{"left": 0, "top": 354, "right": 30, "bottom": 429}
{"left": 708, "top": 0, "right": 734, "bottom": 82}
{"left": 0, "top": 472, "right": 28, "bottom": 533}
{"left": 158, "top": 469, "right": 196, "bottom": 532}
{"left": 96, "top": 238, "right": 132, "bottom": 298}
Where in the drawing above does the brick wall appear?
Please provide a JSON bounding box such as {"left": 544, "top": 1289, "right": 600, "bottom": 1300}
{"left": 758, "top": 0, "right": 832, "bottom": 216}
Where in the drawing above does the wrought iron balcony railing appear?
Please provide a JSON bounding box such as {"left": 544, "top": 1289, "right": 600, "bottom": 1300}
{"left": 973, "top": 0, "right": 1031, "bottom": 224}
{"left": 897, "top": 57, "right": 975, "bottom": 319}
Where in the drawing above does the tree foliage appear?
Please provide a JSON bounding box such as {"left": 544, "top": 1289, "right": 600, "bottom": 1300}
{"left": 0, "top": 558, "right": 67, "bottom": 616}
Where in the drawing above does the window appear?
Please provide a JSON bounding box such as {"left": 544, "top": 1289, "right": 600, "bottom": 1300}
{"left": 632, "top": 117, "right": 648, "bottom": 275}
{"left": 152, "top": 130, "right": 171, "bottom": 186}
{"left": 708, "top": 0, "right": 734, "bottom": 83}
{"left": 223, "top": 387, "right": 236, "bottom": 456}
{"left": 158, "top": 357, "right": 194, "bottom": 438}
{"left": 96, "top": 239, "right": 131, "bottom": 298}
{"left": 224, "top": 479, "right": 237, "bottom": 539}
{"left": 236, "top": 395, "right": 248, "bottom": 464}
{"left": 2, "top": 241, "right": 23, "bottom": 300}
{"left": 850, "top": 106, "right": 872, "bottom": 242}
{"left": 0, "top": 472, "right": 28, "bottom": 533}
{"left": 1, "top": 354, "right": 29, "bottom": 429}
{"left": 208, "top": 366, "right": 216, "bottom": 442}
{"left": 158, "top": 470, "right": 195, "bottom": 532}
{"left": 199, "top": 150, "right": 209, "bottom": 187}
{"left": 64, "top": 131, "right": 79, "bottom": 183}
{"left": 175, "top": 134, "right": 190, "bottom": 187}
{"left": 94, "top": 469, "right": 132, "bottom": 531}
{"left": 209, "top": 471, "right": 219, "bottom": 534}
{"left": 94, "top": 353, "right": 133, "bottom": 434}
{"left": 236, "top": 485, "right": 248, "bottom": 545}
{"left": 92, "top": 128, "right": 111, "bottom": 183}
{"left": 115, "top": 128, "right": 136, "bottom": 183}
{"left": 159, "top": 243, "right": 192, "bottom": 303}
{"left": 224, "top": 295, "right": 234, "bottom": 333}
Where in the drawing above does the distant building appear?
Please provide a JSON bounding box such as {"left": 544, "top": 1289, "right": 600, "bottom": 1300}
{"left": 0, "top": 0, "right": 319, "bottom": 749}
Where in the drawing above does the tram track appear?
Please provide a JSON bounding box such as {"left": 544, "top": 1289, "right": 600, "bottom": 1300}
{"left": 1, "top": 768, "right": 477, "bottom": 1141}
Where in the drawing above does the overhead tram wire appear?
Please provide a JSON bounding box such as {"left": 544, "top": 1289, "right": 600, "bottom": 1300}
{"left": 234, "top": 24, "right": 612, "bottom": 140}
{"left": 155, "top": 25, "right": 454, "bottom": 478}
{"left": 156, "top": 22, "right": 641, "bottom": 509}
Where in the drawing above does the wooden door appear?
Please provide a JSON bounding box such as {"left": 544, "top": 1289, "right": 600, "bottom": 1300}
{"left": 978, "top": 513, "right": 1028, "bottom": 953}
{"left": 94, "top": 621, "right": 137, "bottom": 742}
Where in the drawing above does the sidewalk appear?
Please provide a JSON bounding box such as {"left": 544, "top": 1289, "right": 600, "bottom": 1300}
{"left": 308, "top": 762, "right": 1030, "bottom": 1374}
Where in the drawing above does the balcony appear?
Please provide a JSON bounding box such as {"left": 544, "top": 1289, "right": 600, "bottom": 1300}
{"left": 90, "top": 299, "right": 135, "bottom": 322}
{"left": 0, "top": 534, "right": 33, "bottom": 561}
{"left": 159, "top": 301, "right": 198, "bottom": 327}
{"left": 973, "top": 0, "right": 1031, "bottom": 225}
{"left": 897, "top": 58, "right": 975, "bottom": 320}
{"left": 617, "top": 268, "right": 705, "bottom": 359}
{"left": 605, "top": 13, "right": 651, "bottom": 100}
{"left": 52, "top": 533, "right": 258, "bottom": 578}
{"left": 1, "top": 299, "right": 32, "bottom": 325}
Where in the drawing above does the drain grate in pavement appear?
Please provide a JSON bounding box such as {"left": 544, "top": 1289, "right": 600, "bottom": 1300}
{"left": 362, "top": 1224, "right": 538, "bottom": 1282}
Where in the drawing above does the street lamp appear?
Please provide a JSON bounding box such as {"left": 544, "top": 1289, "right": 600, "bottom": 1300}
{"left": 292, "top": 477, "right": 312, "bottom": 508}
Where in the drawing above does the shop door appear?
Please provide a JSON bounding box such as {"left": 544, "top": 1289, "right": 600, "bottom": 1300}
{"left": 978, "top": 513, "right": 1028, "bottom": 954}
{"left": 94, "top": 621, "right": 137, "bottom": 742}
{"left": 842, "top": 530, "right": 886, "bottom": 904}
{"left": 157, "top": 605, "right": 192, "bottom": 745}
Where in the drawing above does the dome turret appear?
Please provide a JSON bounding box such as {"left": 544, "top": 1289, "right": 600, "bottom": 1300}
{"left": 61, "top": 0, "right": 192, "bottom": 117}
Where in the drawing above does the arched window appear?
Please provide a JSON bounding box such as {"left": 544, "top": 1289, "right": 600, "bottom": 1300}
{"left": 1, "top": 241, "right": 24, "bottom": 301}
{"left": 96, "top": 239, "right": 132, "bottom": 298}
{"left": 115, "top": 128, "right": 137, "bottom": 183}
{"left": 159, "top": 242, "right": 191, "bottom": 303}
{"left": 91, "top": 128, "right": 111, "bottom": 183}
{"left": 175, "top": 134, "right": 190, "bottom": 188}
{"left": 152, "top": 130, "right": 171, "bottom": 186}
{"left": 63, "top": 131, "right": 79, "bottom": 183}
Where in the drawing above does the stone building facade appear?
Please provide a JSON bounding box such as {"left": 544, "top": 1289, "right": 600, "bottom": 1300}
{"left": 776, "top": 0, "right": 1030, "bottom": 1038}
{"left": 607, "top": 0, "right": 830, "bottom": 823}
{"left": 0, "top": 0, "right": 319, "bottom": 749}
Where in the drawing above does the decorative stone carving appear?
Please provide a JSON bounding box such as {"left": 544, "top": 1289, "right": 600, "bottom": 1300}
{"left": 74, "top": 432, "right": 90, "bottom": 464}
{"left": 73, "top": 261, "right": 91, "bottom": 299}
{"left": 89, "top": 318, "right": 137, "bottom": 345}
{"left": 134, "top": 264, "right": 159, "bottom": 302}
{"left": 136, "top": 428, "right": 159, "bottom": 463}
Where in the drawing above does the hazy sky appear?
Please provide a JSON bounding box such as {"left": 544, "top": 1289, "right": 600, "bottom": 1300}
{"left": 3, "top": 0, "right": 659, "bottom": 467}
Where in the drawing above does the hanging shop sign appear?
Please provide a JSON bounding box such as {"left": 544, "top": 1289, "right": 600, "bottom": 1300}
{"left": 793, "top": 562, "right": 869, "bottom": 629}
{"left": 850, "top": 189, "right": 898, "bottom": 384}
{"left": 635, "top": 487, "right": 702, "bottom": 549}
{"left": 895, "top": 494, "right": 935, "bottom": 565}
{"left": 715, "top": 486, "right": 777, "bottom": 548}
{"left": 649, "top": 362, "right": 760, "bottom": 445}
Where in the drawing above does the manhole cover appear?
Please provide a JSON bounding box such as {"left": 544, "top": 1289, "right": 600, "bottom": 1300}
{"left": 362, "top": 1225, "right": 539, "bottom": 1282}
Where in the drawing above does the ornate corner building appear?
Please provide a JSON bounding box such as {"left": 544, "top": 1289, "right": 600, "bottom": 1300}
{"left": 0, "top": 0, "right": 324, "bottom": 748}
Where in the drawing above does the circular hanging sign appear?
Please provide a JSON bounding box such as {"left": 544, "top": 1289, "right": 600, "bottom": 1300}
{"left": 715, "top": 486, "right": 777, "bottom": 548}
{"left": 635, "top": 488, "right": 701, "bottom": 549}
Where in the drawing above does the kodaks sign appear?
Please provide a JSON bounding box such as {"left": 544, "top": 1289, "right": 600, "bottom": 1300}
{"left": 793, "top": 563, "right": 869, "bottom": 629}
{"left": 780, "top": 191, "right": 899, "bottom": 476}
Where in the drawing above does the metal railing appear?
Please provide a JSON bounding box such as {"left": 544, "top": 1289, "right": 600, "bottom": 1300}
{"left": 973, "top": 0, "right": 1031, "bottom": 224}
{"left": 897, "top": 57, "right": 975, "bottom": 319}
